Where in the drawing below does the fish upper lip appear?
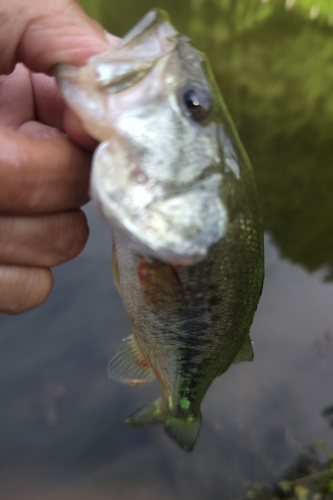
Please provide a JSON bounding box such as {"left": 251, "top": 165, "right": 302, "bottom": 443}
{"left": 91, "top": 45, "right": 176, "bottom": 91}
{"left": 55, "top": 64, "right": 94, "bottom": 86}
{"left": 56, "top": 30, "right": 180, "bottom": 92}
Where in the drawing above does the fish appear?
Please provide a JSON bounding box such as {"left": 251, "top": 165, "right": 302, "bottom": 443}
{"left": 56, "top": 9, "right": 264, "bottom": 452}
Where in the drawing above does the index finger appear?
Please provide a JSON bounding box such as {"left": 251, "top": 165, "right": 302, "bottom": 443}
{"left": 0, "top": 125, "right": 91, "bottom": 214}
{"left": 1, "top": 0, "right": 115, "bottom": 75}
{"left": 31, "top": 72, "right": 98, "bottom": 150}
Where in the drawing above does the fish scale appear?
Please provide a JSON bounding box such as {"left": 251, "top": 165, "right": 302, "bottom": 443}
{"left": 56, "top": 8, "right": 264, "bottom": 452}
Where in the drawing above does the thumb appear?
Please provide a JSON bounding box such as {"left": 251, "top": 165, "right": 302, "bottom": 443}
{"left": 0, "top": 0, "right": 117, "bottom": 74}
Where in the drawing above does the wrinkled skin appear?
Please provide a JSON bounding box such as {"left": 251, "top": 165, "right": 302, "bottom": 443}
{"left": 0, "top": 0, "right": 119, "bottom": 313}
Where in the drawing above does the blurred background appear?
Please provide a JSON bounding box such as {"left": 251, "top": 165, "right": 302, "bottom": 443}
{"left": 1, "top": 0, "right": 333, "bottom": 498}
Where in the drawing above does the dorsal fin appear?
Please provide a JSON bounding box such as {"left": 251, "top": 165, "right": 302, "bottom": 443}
{"left": 108, "top": 334, "right": 156, "bottom": 386}
{"left": 233, "top": 334, "right": 254, "bottom": 363}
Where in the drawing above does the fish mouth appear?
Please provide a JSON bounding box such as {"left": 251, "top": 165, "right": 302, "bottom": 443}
{"left": 54, "top": 10, "right": 180, "bottom": 142}
{"left": 55, "top": 9, "right": 178, "bottom": 100}
{"left": 90, "top": 141, "right": 227, "bottom": 266}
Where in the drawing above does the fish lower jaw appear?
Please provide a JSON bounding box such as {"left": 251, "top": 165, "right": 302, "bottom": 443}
{"left": 90, "top": 142, "right": 227, "bottom": 265}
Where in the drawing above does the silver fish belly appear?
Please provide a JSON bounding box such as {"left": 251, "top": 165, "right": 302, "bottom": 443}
{"left": 56, "top": 9, "right": 264, "bottom": 452}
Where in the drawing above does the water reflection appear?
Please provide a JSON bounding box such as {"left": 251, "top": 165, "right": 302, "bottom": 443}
{"left": 1, "top": 206, "right": 333, "bottom": 498}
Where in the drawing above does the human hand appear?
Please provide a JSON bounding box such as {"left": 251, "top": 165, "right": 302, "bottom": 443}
{"left": 0, "top": 0, "right": 118, "bottom": 314}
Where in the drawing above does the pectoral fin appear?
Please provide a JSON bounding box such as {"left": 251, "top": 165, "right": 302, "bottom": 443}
{"left": 108, "top": 334, "right": 155, "bottom": 386}
{"left": 233, "top": 334, "right": 254, "bottom": 363}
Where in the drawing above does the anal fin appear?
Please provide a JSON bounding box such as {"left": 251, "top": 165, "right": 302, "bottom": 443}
{"left": 108, "top": 334, "right": 155, "bottom": 386}
{"left": 124, "top": 398, "right": 165, "bottom": 426}
{"left": 233, "top": 334, "right": 254, "bottom": 363}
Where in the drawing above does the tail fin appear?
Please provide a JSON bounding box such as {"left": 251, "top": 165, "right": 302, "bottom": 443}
{"left": 164, "top": 414, "right": 201, "bottom": 452}
{"left": 124, "top": 399, "right": 202, "bottom": 452}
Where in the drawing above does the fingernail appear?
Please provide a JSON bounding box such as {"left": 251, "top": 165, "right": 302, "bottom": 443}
{"left": 104, "top": 31, "right": 121, "bottom": 47}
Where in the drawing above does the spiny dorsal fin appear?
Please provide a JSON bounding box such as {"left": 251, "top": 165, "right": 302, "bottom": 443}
{"left": 108, "top": 334, "right": 155, "bottom": 386}
{"left": 164, "top": 413, "right": 202, "bottom": 452}
{"left": 233, "top": 334, "right": 254, "bottom": 363}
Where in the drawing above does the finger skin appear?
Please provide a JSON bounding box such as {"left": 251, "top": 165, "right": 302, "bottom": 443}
{"left": 0, "top": 63, "right": 34, "bottom": 129}
{"left": 0, "top": 0, "right": 116, "bottom": 74}
{"left": 31, "top": 72, "right": 98, "bottom": 150}
{"left": 31, "top": 72, "right": 65, "bottom": 131}
{"left": 0, "top": 265, "right": 54, "bottom": 314}
{"left": 0, "top": 0, "right": 120, "bottom": 314}
{"left": 0, "top": 126, "right": 91, "bottom": 214}
{"left": 0, "top": 210, "right": 89, "bottom": 267}
{"left": 62, "top": 106, "right": 100, "bottom": 151}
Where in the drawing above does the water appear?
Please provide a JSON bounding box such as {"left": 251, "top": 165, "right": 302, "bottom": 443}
{"left": 1, "top": 1, "right": 333, "bottom": 498}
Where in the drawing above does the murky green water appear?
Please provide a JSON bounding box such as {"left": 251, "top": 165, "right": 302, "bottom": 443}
{"left": 1, "top": 1, "right": 333, "bottom": 498}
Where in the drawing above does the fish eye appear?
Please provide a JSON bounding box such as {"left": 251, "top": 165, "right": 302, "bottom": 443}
{"left": 181, "top": 84, "right": 212, "bottom": 122}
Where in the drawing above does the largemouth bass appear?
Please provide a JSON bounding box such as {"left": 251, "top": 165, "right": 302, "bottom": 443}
{"left": 56, "top": 9, "right": 264, "bottom": 452}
